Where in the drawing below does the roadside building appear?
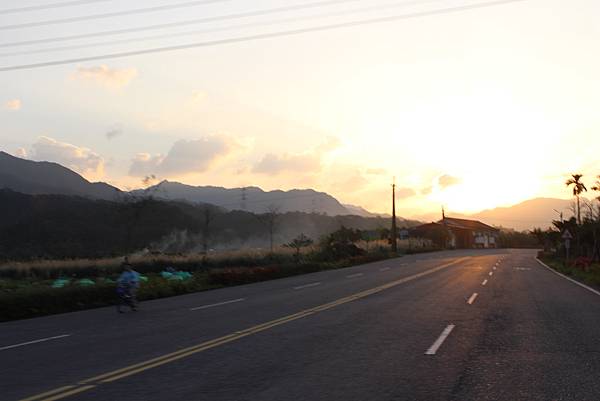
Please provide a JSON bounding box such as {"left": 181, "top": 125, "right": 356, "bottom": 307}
{"left": 412, "top": 216, "right": 499, "bottom": 249}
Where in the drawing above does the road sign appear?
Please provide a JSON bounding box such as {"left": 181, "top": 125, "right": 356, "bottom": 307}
{"left": 562, "top": 229, "right": 573, "bottom": 240}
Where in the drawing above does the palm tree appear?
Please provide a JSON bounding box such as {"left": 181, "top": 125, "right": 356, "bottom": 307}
{"left": 566, "top": 174, "right": 587, "bottom": 225}
{"left": 591, "top": 175, "right": 600, "bottom": 197}
{"left": 591, "top": 175, "right": 600, "bottom": 222}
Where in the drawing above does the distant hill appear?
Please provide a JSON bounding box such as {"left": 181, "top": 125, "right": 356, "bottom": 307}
{"left": 0, "top": 151, "right": 390, "bottom": 218}
{"left": 134, "top": 180, "right": 352, "bottom": 216}
{"left": 414, "top": 197, "right": 577, "bottom": 231}
{"left": 0, "top": 151, "right": 120, "bottom": 200}
{"left": 0, "top": 189, "right": 411, "bottom": 260}
{"left": 470, "top": 198, "right": 575, "bottom": 231}
{"left": 343, "top": 204, "right": 390, "bottom": 218}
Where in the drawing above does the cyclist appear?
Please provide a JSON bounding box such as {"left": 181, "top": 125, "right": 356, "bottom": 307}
{"left": 116, "top": 257, "right": 140, "bottom": 313}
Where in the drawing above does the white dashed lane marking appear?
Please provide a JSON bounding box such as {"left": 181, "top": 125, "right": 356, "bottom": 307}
{"left": 0, "top": 334, "right": 71, "bottom": 351}
{"left": 425, "top": 325, "right": 455, "bottom": 355}
{"left": 293, "top": 282, "right": 322, "bottom": 290}
{"left": 190, "top": 298, "right": 245, "bottom": 311}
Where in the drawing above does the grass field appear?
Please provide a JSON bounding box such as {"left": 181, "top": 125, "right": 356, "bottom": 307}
{"left": 0, "top": 241, "right": 439, "bottom": 321}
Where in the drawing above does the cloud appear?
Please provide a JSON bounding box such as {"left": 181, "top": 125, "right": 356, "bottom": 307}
{"left": 29, "top": 136, "right": 104, "bottom": 180}
{"left": 396, "top": 187, "right": 416, "bottom": 199}
{"left": 72, "top": 65, "right": 138, "bottom": 88}
{"left": 331, "top": 173, "right": 369, "bottom": 193}
{"left": 5, "top": 99, "right": 21, "bottom": 110}
{"left": 252, "top": 153, "right": 321, "bottom": 175}
{"left": 438, "top": 174, "right": 461, "bottom": 189}
{"left": 129, "top": 135, "right": 236, "bottom": 176}
{"left": 421, "top": 186, "right": 433, "bottom": 195}
{"left": 316, "top": 136, "right": 342, "bottom": 153}
{"left": 129, "top": 153, "right": 163, "bottom": 176}
{"left": 14, "top": 147, "right": 27, "bottom": 158}
{"left": 366, "top": 168, "right": 387, "bottom": 175}
{"left": 105, "top": 125, "right": 123, "bottom": 140}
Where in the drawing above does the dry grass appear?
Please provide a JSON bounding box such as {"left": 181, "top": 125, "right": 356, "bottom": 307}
{"left": 0, "top": 246, "right": 312, "bottom": 279}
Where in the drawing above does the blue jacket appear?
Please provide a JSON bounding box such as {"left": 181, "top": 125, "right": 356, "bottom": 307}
{"left": 118, "top": 270, "right": 140, "bottom": 288}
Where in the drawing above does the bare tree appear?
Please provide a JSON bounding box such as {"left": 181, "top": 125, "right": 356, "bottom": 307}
{"left": 201, "top": 205, "right": 216, "bottom": 254}
{"left": 257, "top": 204, "right": 280, "bottom": 253}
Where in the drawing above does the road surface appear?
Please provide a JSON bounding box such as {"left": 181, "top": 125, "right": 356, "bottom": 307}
{"left": 2, "top": 249, "right": 600, "bottom": 401}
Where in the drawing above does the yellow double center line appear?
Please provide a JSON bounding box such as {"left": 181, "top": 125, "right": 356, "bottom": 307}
{"left": 20, "top": 257, "right": 469, "bottom": 401}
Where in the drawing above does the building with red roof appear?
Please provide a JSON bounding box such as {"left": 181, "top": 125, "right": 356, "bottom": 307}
{"left": 412, "top": 215, "right": 499, "bottom": 249}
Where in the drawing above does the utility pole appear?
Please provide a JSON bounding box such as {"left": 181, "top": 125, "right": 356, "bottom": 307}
{"left": 391, "top": 177, "right": 398, "bottom": 253}
{"left": 241, "top": 187, "right": 247, "bottom": 210}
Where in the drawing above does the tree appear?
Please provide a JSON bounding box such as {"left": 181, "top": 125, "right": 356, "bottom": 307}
{"left": 591, "top": 176, "right": 600, "bottom": 205}
{"left": 200, "top": 205, "right": 218, "bottom": 254}
{"left": 566, "top": 174, "right": 587, "bottom": 225}
{"left": 257, "top": 204, "right": 280, "bottom": 253}
{"left": 284, "top": 233, "right": 314, "bottom": 259}
{"left": 360, "top": 229, "right": 376, "bottom": 251}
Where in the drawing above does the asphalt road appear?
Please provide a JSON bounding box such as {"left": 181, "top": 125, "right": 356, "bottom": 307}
{"left": 2, "top": 249, "right": 600, "bottom": 401}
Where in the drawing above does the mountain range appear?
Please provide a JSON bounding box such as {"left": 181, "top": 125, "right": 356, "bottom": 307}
{"left": 132, "top": 181, "right": 352, "bottom": 216}
{"left": 414, "top": 197, "right": 578, "bottom": 231}
{"left": 0, "top": 151, "right": 380, "bottom": 218}
{"left": 1, "top": 151, "right": 579, "bottom": 230}
{"left": 0, "top": 151, "right": 120, "bottom": 200}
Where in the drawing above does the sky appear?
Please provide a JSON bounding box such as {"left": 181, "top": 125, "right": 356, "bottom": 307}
{"left": 2, "top": 0, "right": 600, "bottom": 217}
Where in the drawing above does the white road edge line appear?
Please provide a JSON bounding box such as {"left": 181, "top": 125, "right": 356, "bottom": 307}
{"left": 0, "top": 334, "right": 70, "bottom": 351}
{"left": 467, "top": 293, "right": 478, "bottom": 304}
{"left": 346, "top": 273, "right": 364, "bottom": 278}
{"left": 190, "top": 298, "right": 245, "bottom": 311}
{"left": 293, "top": 282, "right": 322, "bottom": 290}
{"left": 535, "top": 258, "right": 600, "bottom": 297}
{"left": 482, "top": 279, "right": 488, "bottom": 286}
{"left": 425, "top": 324, "right": 455, "bottom": 355}
{"left": 379, "top": 267, "right": 391, "bottom": 272}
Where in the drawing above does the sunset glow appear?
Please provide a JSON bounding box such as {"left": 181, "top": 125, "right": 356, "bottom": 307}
{"left": 2, "top": 0, "right": 600, "bottom": 217}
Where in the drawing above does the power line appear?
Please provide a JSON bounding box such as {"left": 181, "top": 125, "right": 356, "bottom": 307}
{"left": 0, "top": 0, "right": 232, "bottom": 31}
{"left": 0, "top": 0, "right": 111, "bottom": 15}
{"left": 0, "top": 0, "right": 369, "bottom": 47}
{"left": 0, "top": 0, "right": 452, "bottom": 58}
{"left": 0, "top": 0, "right": 527, "bottom": 72}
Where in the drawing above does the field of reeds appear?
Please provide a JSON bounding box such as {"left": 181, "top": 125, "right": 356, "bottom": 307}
{"left": 0, "top": 235, "right": 439, "bottom": 322}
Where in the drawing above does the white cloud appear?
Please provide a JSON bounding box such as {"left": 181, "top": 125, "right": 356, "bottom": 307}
{"left": 14, "top": 147, "right": 27, "bottom": 158}
{"left": 331, "top": 173, "right": 369, "bottom": 193}
{"left": 129, "top": 135, "right": 237, "bottom": 177}
{"left": 72, "top": 65, "right": 138, "bottom": 89}
{"left": 316, "top": 136, "right": 342, "bottom": 153}
{"left": 129, "top": 153, "right": 164, "bottom": 176}
{"left": 5, "top": 99, "right": 21, "bottom": 111}
{"left": 421, "top": 186, "right": 433, "bottom": 195}
{"left": 252, "top": 153, "right": 321, "bottom": 175}
{"left": 29, "top": 136, "right": 105, "bottom": 180}
{"left": 438, "top": 174, "right": 461, "bottom": 189}
{"left": 366, "top": 168, "right": 387, "bottom": 175}
{"left": 396, "top": 187, "right": 416, "bottom": 199}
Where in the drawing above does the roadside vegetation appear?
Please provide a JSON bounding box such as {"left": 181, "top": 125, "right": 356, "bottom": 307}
{"left": 0, "top": 228, "right": 439, "bottom": 321}
{"left": 533, "top": 173, "right": 600, "bottom": 290}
